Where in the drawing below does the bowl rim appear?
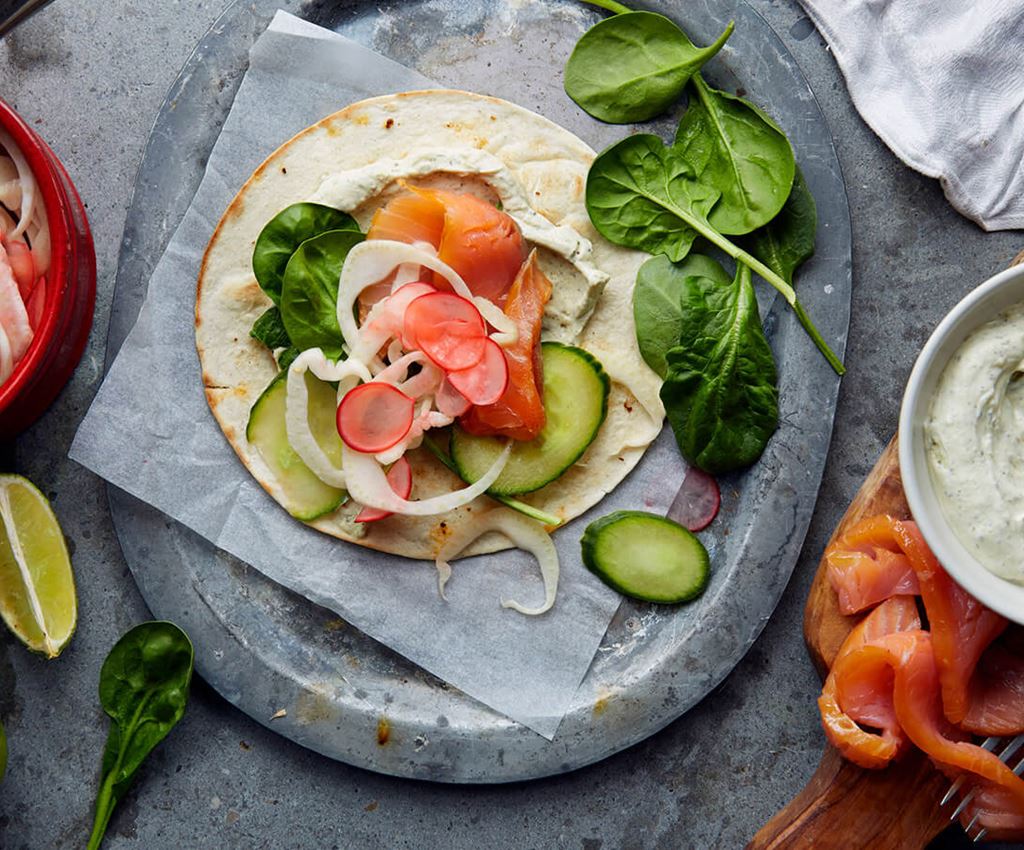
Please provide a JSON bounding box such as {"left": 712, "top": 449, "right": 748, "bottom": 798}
{"left": 0, "top": 96, "right": 72, "bottom": 411}
{"left": 899, "top": 262, "right": 1024, "bottom": 625}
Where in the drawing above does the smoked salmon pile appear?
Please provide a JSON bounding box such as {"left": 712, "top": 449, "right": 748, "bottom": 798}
{"left": 363, "top": 188, "right": 549, "bottom": 443}
{"left": 820, "top": 515, "right": 1024, "bottom": 841}
{"left": 0, "top": 138, "right": 49, "bottom": 386}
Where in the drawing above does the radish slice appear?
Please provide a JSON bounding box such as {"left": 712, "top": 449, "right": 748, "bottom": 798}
{"left": 337, "top": 240, "right": 517, "bottom": 361}
{"left": 285, "top": 349, "right": 371, "bottom": 488}
{"left": 359, "top": 280, "right": 436, "bottom": 357}
{"left": 355, "top": 456, "right": 412, "bottom": 523}
{"left": 404, "top": 291, "right": 486, "bottom": 370}
{"left": 436, "top": 376, "right": 471, "bottom": 418}
{"left": 337, "top": 382, "right": 415, "bottom": 453}
{"left": 434, "top": 508, "right": 559, "bottom": 615}
{"left": 6, "top": 240, "right": 34, "bottom": 300}
{"left": 342, "top": 439, "right": 511, "bottom": 516}
{"left": 668, "top": 466, "right": 721, "bottom": 532}
{"left": 446, "top": 338, "right": 509, "bottom": 406}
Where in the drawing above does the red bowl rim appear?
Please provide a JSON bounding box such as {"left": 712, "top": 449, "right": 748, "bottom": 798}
{"left": 0, "top": 97, "right": 73, "bottom": 410}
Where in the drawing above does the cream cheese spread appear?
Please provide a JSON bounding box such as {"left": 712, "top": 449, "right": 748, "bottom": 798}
{"left": 925, "top": 302, "right": 1024, "bottom": 583}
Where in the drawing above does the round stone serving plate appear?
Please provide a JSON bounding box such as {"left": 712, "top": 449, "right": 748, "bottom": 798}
{"left": 106, "top": 0, "right": 851, "bottom": 782}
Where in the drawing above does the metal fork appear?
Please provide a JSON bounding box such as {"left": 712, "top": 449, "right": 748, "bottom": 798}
{"left": 940, "top": 733, "right": 1024, "bottom": 843}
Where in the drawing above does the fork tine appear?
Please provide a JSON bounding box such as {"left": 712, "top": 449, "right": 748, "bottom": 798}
{"left": 973, "top": 828, "right": 988, "bottom": 843}
{"left": 941, "top": 776, "right": 965, "bottom": 808}
{"left": 950, "top": 790, "right": 977, "bottom": 822}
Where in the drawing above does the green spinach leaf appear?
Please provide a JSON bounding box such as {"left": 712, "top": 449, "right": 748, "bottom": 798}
{"left": 565, "top": 11, "right": 734, "bottom": 124}
{"left": 252, "top": 203, "right": 359, "bottom": 305}
{"left": 586, "top": 134, "right": 719, "bottom": 261}
{"left": 660, "top": 264, "right": 778, "bottom": 473}
{"left": 743, "top": 166, "right": 816, "bottom": 286}
{"left": 633, "top": 253, "right": 730, "bottom": 378}
{"left": 280, "top": 229, "right": 364, "bottom": 361}
{"left": 87, "top": 622, "right": 193, "bottom": 850}
{"left": 250, "top": 305, "right": 292, "bottom": 351}
{"left": 586, "top": 133, "right": 843, "bottom": 373}
{"left": 675, "top": 75, "right": 795, "bottom": 235}
{"left": 277, "top": 346, "right": 300, "bottom": 371}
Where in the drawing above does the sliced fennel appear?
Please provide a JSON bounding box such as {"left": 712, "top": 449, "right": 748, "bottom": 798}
{"left": 434, "top": 508, "right": 559, "bottom": 615}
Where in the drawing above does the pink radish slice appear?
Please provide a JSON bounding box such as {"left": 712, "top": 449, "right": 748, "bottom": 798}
{"left": 27, "top": 274, "right": 45, "bottom": 332}
{"left": 446, "top": 338, "right": 509, "bottom": 406}
{"left": 403, "top": 291, "right": 486, "bottom": 371}
{"left": 435, "top": 376, "right": 471, "bottom": 417}
{"left": 5, "top": 240, "right": 34, "bottom": 301}
{"left": 336, "top": 382, "right": 415, "bottom": 453}
{"left": 667, "top": 466, "right": 720, "bottom": 532}
{"left": 355, "top": 456, "right": 412, "bottom": 523}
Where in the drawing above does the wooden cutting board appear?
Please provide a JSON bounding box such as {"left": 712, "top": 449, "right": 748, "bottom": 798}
{"left": 747, "top": 250, "right": 1024, "bottom": 850}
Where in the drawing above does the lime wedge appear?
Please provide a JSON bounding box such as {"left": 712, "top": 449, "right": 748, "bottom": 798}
{"left": 0, "top": 474, "right": 77, "bottom": 658}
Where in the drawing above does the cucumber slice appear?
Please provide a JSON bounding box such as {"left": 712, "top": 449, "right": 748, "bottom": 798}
{"left": 581, "top": 511, "right": 710, "bottom": 603}
{"left": 246, "top": 372, "right": 347, "bottom": 521}
{"left": 450, "top": 342, "right": 609, "bottom": 495}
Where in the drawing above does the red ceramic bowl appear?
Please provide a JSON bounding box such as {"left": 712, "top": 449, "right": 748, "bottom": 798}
{"left": 0, "top": 97, "right": 96, "bottom": 438}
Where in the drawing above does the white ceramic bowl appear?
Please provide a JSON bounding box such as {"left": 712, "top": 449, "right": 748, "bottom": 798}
{"left": 899, "top": 262, "right": 1024, "bottom": 625}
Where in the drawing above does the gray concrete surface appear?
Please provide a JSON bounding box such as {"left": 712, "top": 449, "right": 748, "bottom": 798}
{"left": 0, "top": 1, "right": 1020, "bottom": 848}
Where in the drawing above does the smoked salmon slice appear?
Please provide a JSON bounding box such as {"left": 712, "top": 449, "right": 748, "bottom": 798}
{"left": 890, "top": 520, "right": 1011, "bottom": 732}
{"left": 826, "top": 514, "right": 920, "bottom": 614}
{"left": 368, "top": 187, "right": 525, "bottom": 306}
{"left": 821, "top": 514, "right": 1024, "bottom": 839}
{"left": 819, "top": 596, "right": 921, "bottom": 768}
{"left": 458, "top": 250, "right": 551, "bottom": 441}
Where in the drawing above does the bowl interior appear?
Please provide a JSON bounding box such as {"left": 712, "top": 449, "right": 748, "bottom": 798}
{"left": 899, "top": 263, "right": 1024, "bottom": 624}
{"left": 0, "top": 97, "right": 71, "bottom": 411}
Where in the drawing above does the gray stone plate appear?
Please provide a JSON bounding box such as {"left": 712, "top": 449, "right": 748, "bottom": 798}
{"left": 105, "top": 0, "right": 851, "bottom": 782}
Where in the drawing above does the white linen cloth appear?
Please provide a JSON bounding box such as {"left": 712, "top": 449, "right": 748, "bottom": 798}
{"left": 800, "top": 0, "right": 1024, "bottom": 230}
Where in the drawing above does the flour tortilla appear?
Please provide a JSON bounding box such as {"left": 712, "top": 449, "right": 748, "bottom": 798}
{"left": 196, "top": 90, "right": 663, "bottom": 559}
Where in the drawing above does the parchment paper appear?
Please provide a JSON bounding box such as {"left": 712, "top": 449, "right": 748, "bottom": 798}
{"left": 70, "top": 10, "right": 683, "bottom": 739}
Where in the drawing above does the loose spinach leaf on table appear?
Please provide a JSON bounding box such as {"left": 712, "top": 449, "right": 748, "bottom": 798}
{"left": 87, "top": 621, "right": 193, "bottom": 850}
{"left": 675, "top": 74, "right": 795, "bottom": 235}
{"left": 586, "top": 134, "right": 719, "bottom": 261}
{"left": 587, "top": 133, "right": 843, "bottom": 374}
{"left": 633, "top": 253, "right": 730, "bottom": 378}
{"left": 565, "top": 11, "right": 734, "bottom": 124}
{"left": 660, "top": 263, "right": 778, "bottom": 474}
{"left": 252, "top": 202, "right": 360, "bottom": 305}
{"left": 280, "top": 228, "right": 364, "bottom": 361}
{"left": 742, "top": 166, "right": 816, "bottom": 286}
{"left": 250, "top": 305, "right": 292, "bottom": 351}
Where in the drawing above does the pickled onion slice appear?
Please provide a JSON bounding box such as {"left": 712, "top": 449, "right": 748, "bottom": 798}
{"left": 285, "top": 349, "right": 370, "bottom": 489}
{"left": 403, "top": 291, "right": 486, "bottom": 370}
{"left": 436, "top": 376, "right": 471, "bottom": 418}
{"left": 446, "top": 338, "right": 509, "bottom": 406}
{"left": 0, "top": 240, "right": 32, "bottom": 363}
{"left": 337, "top": 240, "right": 516, "bottom": 361}
{"left": 355, "top": 456, "right": 412, "bottom": 523}
{"left": 342, "top": 439, "right": 511, "bottom": 516}
{"left": 0, "top": 324, "right": 11, "bottom": 384}
{"left": 336, "top": 382, "right": 415, "bottom": 453}
{"left": 0, "top": 128, "right": 35, "bottom": 241}
{"left": 434, "top": 508, "right": 559, "bottom": 614}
